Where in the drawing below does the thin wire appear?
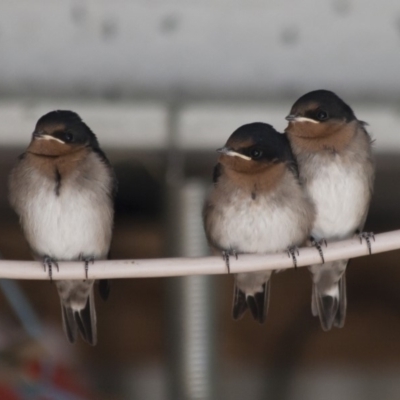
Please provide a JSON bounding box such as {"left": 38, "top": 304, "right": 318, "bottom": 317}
{"left": 0, "top": 230, "right": 398, "bottom": 280}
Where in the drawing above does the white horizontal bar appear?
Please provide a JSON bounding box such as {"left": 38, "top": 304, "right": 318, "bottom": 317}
{"left": 0, "top": 99, "right": 399, "bottom": 152}
{"left": 0, "top": 100, "right": 167, "bottom": 149}
{"left": 1, "top": 230, "right": 399, "bottom": 281}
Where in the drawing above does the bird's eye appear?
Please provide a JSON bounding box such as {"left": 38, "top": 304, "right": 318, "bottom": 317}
{"left": 316, "top": 110, "right": 328, "bottom": 121}
{"left": 251, "top": 149, "right": 263, "bottom": 159}
{"left": 64, "top": 132, "right": 74, "bottom": 143}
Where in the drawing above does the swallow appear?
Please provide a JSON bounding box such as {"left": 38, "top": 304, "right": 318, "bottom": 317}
{"left": 203, "top": 123, "right": 314, "bottom": 323}
{"left": 285, "top": 90, "right": 375, "bottom": 331}
{"left": 9, "top": 110, "right": 117, "bottom": 345}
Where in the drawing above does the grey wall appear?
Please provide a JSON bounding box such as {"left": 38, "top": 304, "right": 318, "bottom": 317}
{"left": 1, "top": 1, "right": 400, "bottom": 99}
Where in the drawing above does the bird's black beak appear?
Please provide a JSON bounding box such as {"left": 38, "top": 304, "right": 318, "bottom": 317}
{"left": 31, "top": 131, "right": 65, "bottom": 144}
{"left": 217, "top": 147, "right": 229, "bottom": 154}
{"left": 216, "top": 147, "right": 251, "bottom": 161}
{"left": 32, "top": 131, "right": 43, "bottom": 139}
{"left": 285, "top": 114, "right": 297, "bottom": 122}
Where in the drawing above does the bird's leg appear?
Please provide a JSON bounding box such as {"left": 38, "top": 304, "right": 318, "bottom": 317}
{"left": 310, "top": 236, "right": 327, "bottom": 264}
{"left": 357, "top": 230, "right": 375, "bottom": 255}
{"left": 42, "top": 255, "right": 59, "bottom": 282}
{"left": 222, "top": 249, "right": 238, "bottom": 274}
{"left": 222, "top": 251, "right": 230, "bottom": 273}
{"left": 287, "top": 246, "right": 300, "bottom": 269}
{"left": 80, "top": 254, "right": 95, "bottom": 279}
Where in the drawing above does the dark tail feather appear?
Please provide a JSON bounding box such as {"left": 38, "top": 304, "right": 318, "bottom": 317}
{"left": 232, "top": 280, "right": 270, "bottom": 324}
{"left": 98, "top": 279, "right": 111, "bottom": 301}
{"left": 61, "top": 291, "right": 97, "bottom": 346}
{"left": 334, "top": 273, "right": 347, "bottom": 328}
{"left": 232, "top": 285, "right": 248, "bottom": 320}
{"left": 313, "top": 274, "right": 346, "bottom": 331}
{"left": 61, "top": 305, "right": 77, "bottom": 344}
{"left": 76, "top": 290, "right": 97, "bottom": 345}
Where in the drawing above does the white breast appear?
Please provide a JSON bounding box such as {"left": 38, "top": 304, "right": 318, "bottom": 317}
{"left": 211, "top": 192, "right": 305, "bottom": 254}
{"left": 308, "top": 156, "right": 369, "bottom": 240}
{"left": 22, "top": 172, "right": 112, "bottom": 261}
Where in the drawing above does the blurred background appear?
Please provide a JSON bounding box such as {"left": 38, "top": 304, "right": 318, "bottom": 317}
{"left": 0, "top": 0, "right": 400, "bottom": 399}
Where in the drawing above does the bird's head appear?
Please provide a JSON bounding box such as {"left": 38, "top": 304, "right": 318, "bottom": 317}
{"left": 28, "top": 110, "right": 99, "bottom": 157}
{"left": 285, "top": 90, "right": 357, "bottom": 140}
{"left": 217, "top": 122, "right": 290, "bottom": 175}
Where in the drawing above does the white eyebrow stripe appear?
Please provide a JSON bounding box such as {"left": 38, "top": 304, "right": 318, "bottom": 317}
{"left": 39, "top": 135, "right": 65, "bottom": 144}
{"left": 292, "top": 117, "right": 319, "bottom": 124}
{"left": 225, "top": 150, "right": 252, "bottom": 161}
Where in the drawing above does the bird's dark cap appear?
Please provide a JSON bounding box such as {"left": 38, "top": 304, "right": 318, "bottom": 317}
{"left": 289, "top": 89, "right": 356, "bottom": 122}
{"left": 221, "top": 122, "right": 292, "bottom": 164}
{"left": 34, "top": 110, "right": 100, "bottom": 148}
{"left": 226, "top": 122, "right": 281, "bottom": 149}
{"left": 36, "top": 110, "right": 83, "bottom": 127}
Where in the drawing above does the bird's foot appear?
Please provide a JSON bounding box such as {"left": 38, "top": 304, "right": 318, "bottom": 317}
{"left": 42, "top": 256, "right": 59, "bottom": 282}
{"left": 358, "top": 231, "right": 375, "bottom": 255}
{"left": 222, "top": 249, "right": 238, "bottom": 274}
{"left": 310, "top": 236, "right": 327, "bottom": 264}
{"left": 79, "top": 254, "right": 95, "bottom": 279}
{"left": 287, "top": 246, "right": 300, "bottom": 269}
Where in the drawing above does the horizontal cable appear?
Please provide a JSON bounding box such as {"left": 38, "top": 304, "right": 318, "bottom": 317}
{"left": 0, "top": 230, "right": 399, "bottom": 280}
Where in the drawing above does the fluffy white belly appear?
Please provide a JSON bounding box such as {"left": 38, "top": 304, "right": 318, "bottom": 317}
{"left": 308, "top": 161, "right": 367, "bottom": 240}
{"left": 23, "top": 182, "right": 110, "bottom": 260}
{"left": 212, "top": 195, "right": 302, "bottom": 254}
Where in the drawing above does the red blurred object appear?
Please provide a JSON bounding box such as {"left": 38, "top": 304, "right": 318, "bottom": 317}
{"left": 0, "top": 386, "right": 20, "bottom": 400}
{"left": 0, "top": 357, "right": 96, "bottom": 400}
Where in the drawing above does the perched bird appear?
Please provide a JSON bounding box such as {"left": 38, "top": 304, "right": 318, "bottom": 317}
{"left": 285, "top": 90, "right": 375, "bottom": 331}
{"left": 9, "top": 110, "right": 116, "bottom": 345}
{"left": 203, "top": 123, "right": 314, "bottom": 323}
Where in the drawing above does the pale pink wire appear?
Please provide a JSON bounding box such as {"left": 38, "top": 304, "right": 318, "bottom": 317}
{"left": 1, "top": 230, "right": 399, "bottom": 280}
